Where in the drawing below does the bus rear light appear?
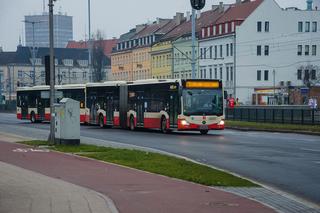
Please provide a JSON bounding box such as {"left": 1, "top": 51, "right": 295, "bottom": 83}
{"left": 218, "top": 120, "right": 225, "bottom": 126}
{"left": 180, "top": 120, "right": 190, "bottom": 126}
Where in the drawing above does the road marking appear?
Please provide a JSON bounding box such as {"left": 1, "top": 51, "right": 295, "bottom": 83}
{"left": 300, "top": 148, "right": 320, "bottom": 153}
{"left": 13, "top": 148, "right": 50, "bottom": 153}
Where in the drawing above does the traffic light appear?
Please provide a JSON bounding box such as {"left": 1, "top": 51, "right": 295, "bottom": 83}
{"left": 190, "top": 0, "right": 206, "bottom": 10}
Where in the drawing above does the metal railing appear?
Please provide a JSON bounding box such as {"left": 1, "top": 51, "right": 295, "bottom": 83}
{"left": 225, "top": 106, "right": 320, "bottom": 125}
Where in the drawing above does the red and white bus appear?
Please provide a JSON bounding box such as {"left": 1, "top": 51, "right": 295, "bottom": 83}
{"left": 16, "top": 84, "right": 86, "bottom": 123}
{"left": 17, "top": 79, "right": 224, "bottom": 134}
{"left": 86, "top": 79, "right": 224, "bottom": 134}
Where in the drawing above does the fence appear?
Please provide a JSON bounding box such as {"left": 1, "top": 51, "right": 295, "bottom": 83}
{"left": 0, "top": 101, "right": 16, "bottom": 113}
{"left": 225, "top": 106, "right": 320, "bottom": 125}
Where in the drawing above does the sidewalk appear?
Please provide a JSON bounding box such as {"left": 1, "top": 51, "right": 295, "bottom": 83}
{"left": 0, "top": 162, "right": 117, "bottom": 213}
{"left": 0, "top": 140, "right": 275, "bottom": 213}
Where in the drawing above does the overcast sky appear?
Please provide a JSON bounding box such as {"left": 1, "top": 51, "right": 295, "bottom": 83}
{"left": 0, "top": 0, "right": 307, "bottom": 51}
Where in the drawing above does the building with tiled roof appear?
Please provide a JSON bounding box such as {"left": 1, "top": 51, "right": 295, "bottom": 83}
{"left": 111, "top": 13, "right": 184, "bottom": 81}
{"left": 67, "top": 38, "right": 118, "bottom": 58}
{"left": 199, "top": 0, "right": 320, "bottom": 105}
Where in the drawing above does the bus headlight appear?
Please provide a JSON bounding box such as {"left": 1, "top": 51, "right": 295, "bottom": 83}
{"left": 218, "top": 120, "right": 225, "bottom": 126}
{"left": 180, "top": 120, "right": 190, "bottom": 126}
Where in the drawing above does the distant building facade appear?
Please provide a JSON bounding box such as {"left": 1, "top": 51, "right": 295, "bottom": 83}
{"left": 0, "top": 46, "right": 110, "bottom": 101}
{"left": 25, "top": 12, "right": 73, "bottom": 48}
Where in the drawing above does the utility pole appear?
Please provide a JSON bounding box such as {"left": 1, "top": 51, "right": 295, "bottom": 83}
{"left": 49, "top": 0, "right": 55, "bottom": 144}
{"left": 191, "top": 8, "right": 196, "bottom": 79}
{"left": 88, "top": 0, "right": 92, "bottom": 82}
{"left": 273, "top": 69, "right": 276, "bottom": 100}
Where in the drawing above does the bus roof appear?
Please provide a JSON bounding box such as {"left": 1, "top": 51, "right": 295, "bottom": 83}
{"left": 86, "top": 81, "right": 126, "bottom": 88}
{"left": 17, "top": 84, "right": 85, "bottom": 92}
{"left": 127, "top": 79, "right": 181, "bottom": 85}
{"left": 17, "top": 85, "right": 50, "bottom": 91}
{"left": 56, "top": 84, "right": 86, "bottom": 90}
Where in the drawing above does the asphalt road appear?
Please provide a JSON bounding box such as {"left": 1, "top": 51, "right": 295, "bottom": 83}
{"left": 1, "top": 113, "right": 319, "bottom": 205}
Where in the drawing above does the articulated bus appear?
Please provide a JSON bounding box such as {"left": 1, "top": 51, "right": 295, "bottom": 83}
{"left": 17, "top": 79, "right": 224, "bottom": 134}
{"left": 17, "top": 84, "right": 86, "bottom": 123}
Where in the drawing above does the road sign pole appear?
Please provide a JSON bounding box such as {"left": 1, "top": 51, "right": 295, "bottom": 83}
{"left": 191, "top": 8, "right": 196, "bottom": 79}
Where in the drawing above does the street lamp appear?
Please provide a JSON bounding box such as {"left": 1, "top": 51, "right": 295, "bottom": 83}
{"left": 23, "top": 19, "right": 47, "bottom": 86}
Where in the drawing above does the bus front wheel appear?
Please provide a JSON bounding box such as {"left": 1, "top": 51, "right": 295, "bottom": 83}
{"left": 200, "top": 130, "right": 208, "bottom": 135}
{"left": 99, "top": 114, "right": 104, "bottom": 128}
{"left": 161, "top": 117, "right": 168, "bottom": 134}
{"left": 129, "top": 116, "right": 135, "bottom": 131}
{"left": 30, "top": 112, "right": 36, "bottom": 123}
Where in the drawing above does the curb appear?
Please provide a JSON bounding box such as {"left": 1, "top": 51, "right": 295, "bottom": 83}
{"left": 226, "top": 126, "right": 320, "bottom": 136}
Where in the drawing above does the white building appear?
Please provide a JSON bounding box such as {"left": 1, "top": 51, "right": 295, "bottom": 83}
{"left": 199, "top": 0, "right": 320, "bottom": 105}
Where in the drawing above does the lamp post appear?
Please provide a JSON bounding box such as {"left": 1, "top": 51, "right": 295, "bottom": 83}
{"left": 88, "top": 0, "right": 92, "bottom": 82}
{"left": 23, "top": 20, "right": 46, "bottom": 86}
{"left": 49, "top": 0, "right": 56, "bottom": 144}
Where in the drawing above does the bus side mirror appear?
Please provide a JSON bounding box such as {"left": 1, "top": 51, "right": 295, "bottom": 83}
{"left": 224, "top": 91, "right": 228, "bottom": 99}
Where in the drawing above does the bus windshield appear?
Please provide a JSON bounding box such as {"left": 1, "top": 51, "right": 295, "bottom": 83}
{"left": 182, "top": 89, "right": 223, "bottom": 116}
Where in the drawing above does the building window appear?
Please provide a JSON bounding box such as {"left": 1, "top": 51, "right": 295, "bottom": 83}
{"left": 305, "top": 45, "right": 310, "bottom": 55}
{"left": 230, "top": 43, "right": 233, "bottom": 56}
{"left": 257, "top": 45, "right": 262, "bottom": 56}
{"left": 214, "top": 46, "right": 217, "bottom": 58}
{"left": 204, "top": 69, "right": 207, "bottom": 79}
{"left": 264, "top": 45, "right": 269, "bottom": 56}
{"left": 213, "top": 26, "right": 216, "bottom": 35}
{"left": 311, "top": 70, "right": 316, "bottom": 80}
{"left": 226, "top": 67, "right": 229, "bottom": 81}
{"left": 83, "top": 72, "right": 87, "bottom": 78}
{"left": 231, "top": 22, "right": 235, "bottom": 32}
{"left": 264, "top": 70, "right": 269, "bottom": 81}
{"left": 200, "top": 48, "right": 203, "bottom": 59}
{"left": 200, "top": 69, "right": 203, "bottom": 79}
{"left": 225, "top": 23, "right": 229, "bottom": 33}
{"left": 305, "top": 22, "right": 310, "bottom": 32}
{"left": 219, "top": 24, "right": 222, "bottom": 34}
{"left": 265, "top": 21, "right": 269, "bottom": 32}
{"left": 257, "top": 21, "right": 262, "bottom": 32}
{"left": 298, "top": 22, "right": 303, "bottom": 32}
{"left": 312, "top": 45, "right": 317, "bottom": 56}
{"left": 230, "top": 66, "right": 233, "bottom": 81}
{"left": 209, "top": 46, "right": 213, "bottom": 59}
{"left": 18, "top": 70, "right": 23, "bottom": 79}
{"left": 214, "top": 68, "right": 217, "bottom": 79}
{"left": 226, "top": 44, "right": 229, "bottom": 57}
{"left": 202, "top": 28, "right": 205, "bottom": 38}
{"left": 297, "top": 69, "right": 302, "bottom": 80}
{"left": 209, "top": 68, "right": 212, "bottom": 79}
{"left": 304, "top": 70, "right": 309, "bottom": 80}
{"left": 257, "top": 70, "right": 261, "bottom": 81}
{"left": 207, "top": 27, "right": 211, "bottom": 37}
{"left": 312, "top": 22, "right": 317, "bottom": 32}
{"left": 297, "top": 45, "right": 302, "bottom": 56}
{"left": 220, "top": 45, "right": 223, "bottom": 58}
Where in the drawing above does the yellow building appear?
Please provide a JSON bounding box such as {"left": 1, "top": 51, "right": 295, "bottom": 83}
{"left": 151, "top": 40, "right": 173, "bottom": 79}
{"left": 132, "top": 47, "right": 151, "bottom": 80}
{"left": 111, "top": 50, "right": 133, "bottom": 81}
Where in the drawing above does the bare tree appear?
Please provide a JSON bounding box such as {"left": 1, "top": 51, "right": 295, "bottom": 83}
{"left": 300, "top": 65, "right": 320, "bottom": 88}
{"left": 91, "top": 30, "right": 105, "bottom": 82}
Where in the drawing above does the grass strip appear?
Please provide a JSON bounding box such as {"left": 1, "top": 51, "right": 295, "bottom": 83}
{"left": 19, "top": 140, "right": 257, "bottom": 187}
{"left": 226, "top": 120, "right": 320, "bottom": 133}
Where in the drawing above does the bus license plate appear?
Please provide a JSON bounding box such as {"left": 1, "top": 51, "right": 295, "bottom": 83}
{"left": 200, "top": 125, "right": 208, "bottom": 130}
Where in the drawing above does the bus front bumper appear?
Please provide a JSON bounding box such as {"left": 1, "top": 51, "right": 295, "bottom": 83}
{"left": 177, "top": 120, "right": 225, "bottom": 131}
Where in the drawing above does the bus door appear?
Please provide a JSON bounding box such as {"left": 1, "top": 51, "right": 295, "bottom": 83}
{"left": 37, "top": 97, "right": 45, "bottom": 121}
{"left": 106, "top": 93, "right": 114, "bottom": 125}
{"left": 21, "top": 94, "right": 28, "bottom": 119}
{"left": 168, "top": 92, "right": 179, "bottom": 128}
{"left": 89, "top": 96, "right": 98, "bottom": 124}
{"left": 136, "top": 92, "right": 144, "bottom": 127}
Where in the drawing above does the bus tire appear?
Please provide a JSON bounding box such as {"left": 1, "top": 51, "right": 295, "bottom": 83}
{"left": 30, "top": 112, "right": 36, "bottom": 123}
{"left": 161, "top": 116, "right": 168, "bottom": 134}
{"left": 129, "top": 115, "right": 135, "bottom": 131}
{"left": 200, "top": 130, "right": 208, "bottom": 135}
{"left": 99, "top": 114, "right": 104, "bottom": 128}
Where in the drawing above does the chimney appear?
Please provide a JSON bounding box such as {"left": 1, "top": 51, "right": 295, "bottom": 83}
{"left": 236, "top": 0, "right": 241, "bottom": 4}
{"left": 219, "top": 2, "right": 224, "bottom": 13}
{"left": 186, "top": 11, "right": 191, "bottom": 21}
{"left": 175, "top": 12, "right": 184, "bottom": 25}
